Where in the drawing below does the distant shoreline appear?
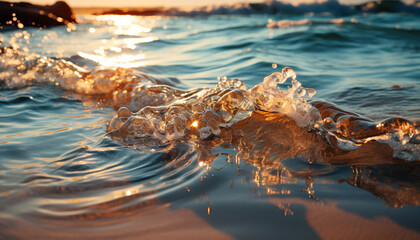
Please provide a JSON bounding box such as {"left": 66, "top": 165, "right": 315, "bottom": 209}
{"left": 72, "top": 7, "right": 164, "bottom": 15}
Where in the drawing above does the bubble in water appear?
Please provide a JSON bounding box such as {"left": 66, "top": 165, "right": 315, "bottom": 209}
{"left": 117, "top": 107, "right": 132, "bottom": 120}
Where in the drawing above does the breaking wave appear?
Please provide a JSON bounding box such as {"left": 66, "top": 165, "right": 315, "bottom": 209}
{"left": 1, "top": 47, "right": 418, "bottom": 161}
{"left": 97, "top": 0, "right": 420, "bottom": 16}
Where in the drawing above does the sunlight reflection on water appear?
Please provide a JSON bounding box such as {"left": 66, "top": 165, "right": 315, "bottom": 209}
{"left": 0, "top": 10, "right": 419, "bottom": 240}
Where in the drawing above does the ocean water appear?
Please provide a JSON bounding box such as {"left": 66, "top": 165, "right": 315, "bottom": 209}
{"left": 1, "top": 4, "right": 420, "bottom": 240}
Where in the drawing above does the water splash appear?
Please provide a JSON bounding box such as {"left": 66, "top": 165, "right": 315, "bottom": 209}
{"left": 107, "top": 67, "right": 418, "bottom": 161}
{"left": 107, "top": 67, "right": 321, "bottom": 144}
{"left": 0, "top": 45, "right": 418, "bottom": 161}
{"left": 0, "top": 46, "right": 183, "bottom": 110}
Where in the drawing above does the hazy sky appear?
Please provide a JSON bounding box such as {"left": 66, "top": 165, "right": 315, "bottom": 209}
{"left": 9, "top": 0, "right": 373, "bottom": 8}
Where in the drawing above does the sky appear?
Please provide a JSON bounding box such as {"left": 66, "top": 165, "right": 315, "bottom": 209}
{"left": 8, "top": 0, "right": 377, "bottom": 8}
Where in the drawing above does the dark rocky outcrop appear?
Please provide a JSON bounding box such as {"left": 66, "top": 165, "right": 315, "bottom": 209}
{"left": 0, "top": 1, "right": 76, "bottom": 30}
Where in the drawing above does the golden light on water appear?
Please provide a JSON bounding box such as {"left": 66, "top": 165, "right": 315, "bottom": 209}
{"left": 191, "top": 121, "right": 199, "bottom": 128}
{"left": 123, "top": 36, "right": 156, "bottom": 45}
{"left": 94, "top": 15, "right": 136, "bottom": 26}
{"left": 114, "top": 27, "right": 152, "bottom": 36}
{"left": 1, "top": 4, "right": 419, "bottom": 240}
{"left": 94, "top": 15, "right": 153, "bottom": 36}
{"left": 76, "top": 15, "right": 159, "bottom": 68}
{"left": 78, "top": 51, "right": 147, "bottom": 68}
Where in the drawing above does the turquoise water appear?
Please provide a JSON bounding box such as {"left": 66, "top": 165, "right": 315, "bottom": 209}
{"left": 0, "top": 9, "right": 419, "bottom": 240}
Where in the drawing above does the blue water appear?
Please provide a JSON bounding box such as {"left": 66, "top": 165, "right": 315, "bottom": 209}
{"left": 0, "top": 8, "right": 420, "bottom": 240}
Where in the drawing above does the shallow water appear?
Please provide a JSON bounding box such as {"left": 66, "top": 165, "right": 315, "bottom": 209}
{"left": 0, "top": 8, "right": 420, "bottom": 240}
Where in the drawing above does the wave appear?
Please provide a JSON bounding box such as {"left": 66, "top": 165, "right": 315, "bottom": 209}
{"left": 94, "top": 0, "right": 420, "bottom": 17}
{"left": 165, "top": 0, "right": 356, "bottom": 16}
{"left": 1, "top": 46, "right": 418, "bottom": 161}
{"left": 266, "top": 17, "right": 420, "bottom": 36}
{"left": 105, "top": 67, "right": 419, "bottom": 161}
{"left": 266, "top": 18, "right": 358, "bottom": 28}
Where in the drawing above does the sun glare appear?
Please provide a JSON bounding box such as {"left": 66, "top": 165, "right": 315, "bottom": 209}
{"left": 191, "top": 121, "right": 198, "bottom": 128}
{"left": 94, "top": 15, "right": 152, "bottom": 36}
{"left": 75, "top": 15, "right": 159, "bottom": 68}
{"left": 78, "top": 51, "right": 147, "bottom": 68}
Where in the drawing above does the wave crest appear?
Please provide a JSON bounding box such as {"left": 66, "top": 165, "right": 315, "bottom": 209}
{"left": 1, "top": 47, "right": 418, "bottom": 161}
{"left": 111, "top": 0, "right": 420, "bottom": 16}
{"left": 104, "top": 66, "right": 419, "bottom": 162}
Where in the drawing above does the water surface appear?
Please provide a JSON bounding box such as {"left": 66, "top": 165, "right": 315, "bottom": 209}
{"left": 0, "top": 7, "right": 419, "bottom": 240}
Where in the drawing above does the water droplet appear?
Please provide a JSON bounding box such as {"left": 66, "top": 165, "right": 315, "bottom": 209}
{"left": 207, "top": 202, "right": 212, "bottom": 215}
